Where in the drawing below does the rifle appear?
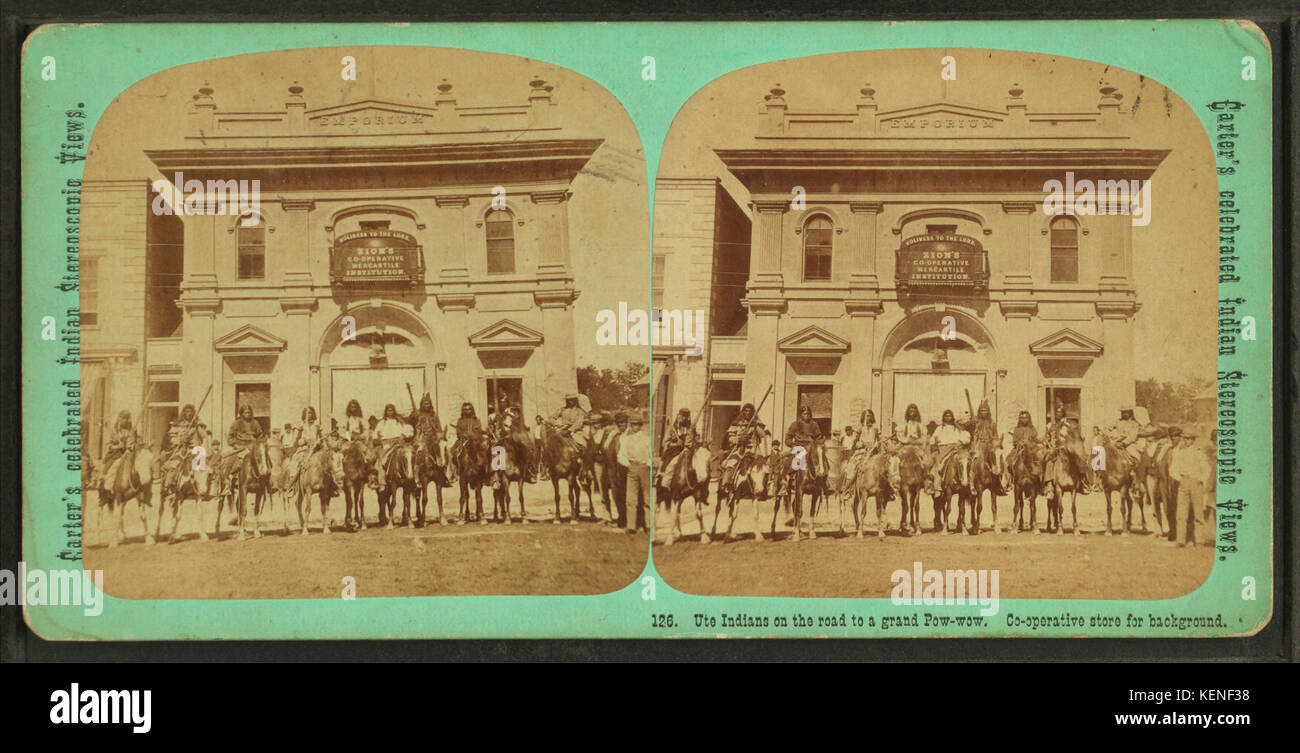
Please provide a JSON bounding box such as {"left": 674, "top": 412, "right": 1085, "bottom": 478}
{"left": 406, "top": 383, "right": 417, "bottom": 415}
{"left": 687, "top": 381, "right": 716, "bottom": 439}
{"left": 739, "top": 384, "right": 774, "bottom": 452}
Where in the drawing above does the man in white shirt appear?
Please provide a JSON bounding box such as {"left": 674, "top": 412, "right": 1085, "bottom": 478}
{"left": 617, "top": 410, "right": 652, "bottom": 534}
{"left": 927, "top": 409, "right": 970, "bottom": 495}
{"left": 1169, "top": 428, "right": 1212, "bottom": 547}
{"left": 373, "top": 403, "right": 414, "bottom": 491}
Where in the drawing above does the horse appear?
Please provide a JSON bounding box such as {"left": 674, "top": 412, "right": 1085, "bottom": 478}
{"left": 162, "top": 443, "right": 214, "bottom": 544}
{"left": 295, "top": 446, "right": 337, "bottom": 534}
{"left": 1134, "top": 432, "right": 1175, "bottom": 536}
{"left": 1045, "top": 445, "right": 1085, "bottom": 534}
{"left": 226, "top": 439, "right": 274, "bottom": 541}
{"left": 823, "top": 442, "right": 848, "bottom": 535}
{"left": 895, "top": 444, "right": 928, "bottom": 536}
{"left": 658, "top": 444, "right": 711, "bottom": 545}
{"left": 577, "top": 430, "right": 616, "bottom": 523}
{"left": 1009, "top": 442, "right": 1045, "bottom": 534}
{"left": 98, "top": 445, "right": 156, "bottom": 547}
{"left": 968, "top": 439, "right": 1001, "bottom": 535}
{"left": 454, "top": 432, "right": 491, "bottom": 524}
{"left": 340, "top": 440, "right": 370, "bottom": 531}
{"left": 935, "top": 447, "right": 973, "bottom": 535}
{"left": 415, "top": 435, "right": 450, "bottom": 526}
{"left": 788, "top": 440, "right": 830, "bottom": 541}
{"left": 489, "top": 429, "right": 528, "bottom": 525}
{"left": 1096, "top": 436, "right": 1142, "bottom": 535}
{"left": 715, "top": 451, "right": 775, "bottom": 543}
{"left": 377, "top": 441, "right": 420, "bottom": 528}
{"left": 850, "top": 451, "right": 898, "bottom": 539}
{"left": 540, "top": 423, "right": 582, "bottom": 524}
{"left": 267, "top": 442, "right": 293, "bottom": 532}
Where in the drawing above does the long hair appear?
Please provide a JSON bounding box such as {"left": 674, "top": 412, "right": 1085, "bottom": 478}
{"left": 346, "top": 400, "right": 362, "bottom": 418}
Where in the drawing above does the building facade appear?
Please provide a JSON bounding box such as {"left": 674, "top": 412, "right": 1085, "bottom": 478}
{"left": 655, "top": 82, "right": 1169, "bottom": 447}
{"left": 83, "top": 77, "right": 597, "bottom": 449}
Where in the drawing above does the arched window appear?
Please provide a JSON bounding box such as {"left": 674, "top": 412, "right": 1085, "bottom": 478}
{"left": 485, "top": 209, "right": 515, "bottom": 275}
{"left": 1050, "top": 217, "right": 1079, "bottom": 283}
{"left": 236, "top": 213, "right": 266, "bottom": 280}
{"left": 803, "top": 215, "right": 833, "bottom": 281}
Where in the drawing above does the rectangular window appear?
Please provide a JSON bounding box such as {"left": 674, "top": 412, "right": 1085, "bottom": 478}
{"left": 796, "top": 384, "right": 834, "bottom": 438}
{"left": 926, "top": 224, "right": 959, "bottom": 235}
{"left": 81, "top": 257, "right": 99, "bottom": 327}
{"left": 235, "top": 383, "right": 271, "bottom": 435}
{"left": 486, "top": 216, "right": 515, "bottom": 275}
{"left": 651, "top": 254, "right": 667, "bottom": 309}
{"left": 803, "top": 227, "right": 833, "bottom": 282}
{"left": 237, "top": 225, "right": 265, "bottom": 280}
{"left": 146, "top": 380, "right": 180, "bottom": 449}
{"left": 1050, "top": 227, "right": 1079, "bottom": 283}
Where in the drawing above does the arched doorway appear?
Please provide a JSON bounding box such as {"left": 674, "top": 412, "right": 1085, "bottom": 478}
{"left": 316, "top": 303, "right": 437, "bottom": 424}
{"left": 880, "top": 307, "right": 997, "bottom": 429}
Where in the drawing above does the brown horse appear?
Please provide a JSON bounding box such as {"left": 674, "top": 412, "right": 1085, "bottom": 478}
{"left": 577, "top": 430, "right": 617, "bottom": 522}
{"left": 1134, "top": 432, "right": 1175, "bottom": 536}
{"left": 339, "top": 441, "right": 370, "bottom": 531}
{"left": 540, "top": 423, "right": 582, "bottom": 524}
{"left": 936, "top": 448, "right": 974, "bottom": 534}
{"left": 788, "top": 441, "right": 830, "bottom": 541}
{"left": 267, "top": 442, "right": 292, "bottom": 532}
{"left": 1045, "top": 446, "right": 1085, "bottom": 534}
{"left": 163, "top": 443, "right": 213, "bottom": 544}
{"left": 227, "top": 439, "right": 273, "bottom": 540}
{"left": 968, "top": 439, "right": 1001, "bottom": 535}
{"left": 489, "top": 429, "right": 528, "bottom": 524}
{"left": 379, "top": 442, "right": 420, "bottom": 528}
{"left": 658, "top": 444, "right": 711, "bottom": 544}
{"left": 1096, "top": 437, "right": 1142, "bottom": 535}
{"left": 415, "top": 436, "right": 450, "bottom": 526}
{"left": 1009, "top": 442, "right": 1045, "bottom": 533}
{"left": 851, "top": 451, "right": 897, "bottom": 539}
{"left": 99, "top": 445, "right": 156, "bottom": 547}
{"left": 294, "top": 446, "right": 337, "bottom": 534}
{"left": 455, "top": 432, "right": 491, "bottom": 524}
{"left": 893, "top": 444, "right": 928, "bottom": 536}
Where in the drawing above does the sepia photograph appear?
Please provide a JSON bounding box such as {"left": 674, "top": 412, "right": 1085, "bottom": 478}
{"left": 76, "top": 46, "right": 651, "bottom": 598}
{"left": 650, "top": 49, "right": 1221, "bottom": 599}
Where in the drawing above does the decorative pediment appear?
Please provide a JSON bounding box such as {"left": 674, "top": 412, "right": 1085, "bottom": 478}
{"left": 1030, "top": 328, "right": 1103, "bottom": 359}
{"left": 777, "top": 325, "right": 851, "bottom": 355}
{"left": 307, "top": 99, "right": 440, "bottom": 130}
{"left": 877, "top": 102, "right": 1004, "bottom": 130}
{"left": 213, "top": 323, "right": 288, "bottom": 355}
{"left": 468, "top": 319, "right": 544, "bottom": 351}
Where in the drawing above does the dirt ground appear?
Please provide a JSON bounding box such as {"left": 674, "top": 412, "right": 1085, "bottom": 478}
{"left": 81, "top": 487, "right": 647, "bottom": 599}
{"left": 652, "top": 483, "right": 1215, "bottom": 600}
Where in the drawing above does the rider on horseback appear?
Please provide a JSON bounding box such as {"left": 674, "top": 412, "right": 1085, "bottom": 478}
{"left": 782, "top": 406, "right": 824, "bottom": 492}
{"left": 970, "top": 399, "right": 1006, "bottom": 495}
{"left": 1006, "top": 410, "right": 1040, "bottom": 467}
{"left": 1107, "top": 407, "right": 1142, "bottom": 461}
{"left": 287, "top": 406, "right": 335, "bottom": 489}
{"left": 841, "top": 410, "right": 881, "bottom": 490}
{"left": 719, "top": 403, "right": 767, "bottom": 494}
{"left": 449, "top": 401, "right": 486, "bottom": 481}
{"left": 1045, "top": 402, "right": 1094, "bottom": 490}
{"left": 655, "top": 408, "right": 695, "bottom": 489}
{"left": 409, "top": 393, "right": 448, "bottom": 476}
{"left": 100, "top": 410, "right": 140, "bottom": 492}
{"left": 898, "top": 404, "right": 926, "bottom": 447}
{"left": 488, "top": 399, "right": 536, "bottom": 483}
{"left": 216, "top": 404, "right": 264, "bottom": 497}
{"left": 373, "top": 403, "right": 414, "bottom": 492}
{"left": 547, "top": 394, "right": 588, "bottom": 450}
{"left": 160, "top": 404, "right": 207, "bottom": 499}
{"left": 926, "top": 409, "right": 970, "bottom": 496}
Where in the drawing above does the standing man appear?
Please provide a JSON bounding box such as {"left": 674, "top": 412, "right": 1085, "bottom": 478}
{"left": 1169, "top": 428, "right": 1212, "bottom": 547}
{"left": 608, "top": 411, "right": 629, "bottom": 527}
{"left": 617, "top": 410, "right": 652, "bottom": 534}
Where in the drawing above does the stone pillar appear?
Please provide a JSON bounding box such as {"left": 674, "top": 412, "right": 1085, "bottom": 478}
{"left": 532, "top": 189, "right": 572, "bottom": 282}
{"left": 1097, "top": 301, "right": 1138, "bottom": 426}
{"left": 749, "top": 198, "right": 787, "bottom": 290}
{"left": 845, "top": 200, "right": 883, "bottom": 424}
{"left": 184, "top": 213, "right": 217, "bottom": 291}
{"left": 280, "top": 298, "right": 317, "bottom": 419}
{"left": 742, "top": 300, "right": 783, "bottom": 432}
{"left": 435, "top": 195, "right": 471, "bottom": 282}
{"left": 180, "top": 299, "right": 220, "bottom": 430}
{"left": 535, "top": 289, "right": 578, "bottom": 417}
{"left": 284, "top": 83, "right": 306, "bottom": 131}
{"left": 1001, "top": 201, "right": 1036, "bottom": 289}
{"left": 280, "top": 198, "right": 315, "bottom": 289}
{"left": 998, "top": 300, "right": 1038, "bottom": 431}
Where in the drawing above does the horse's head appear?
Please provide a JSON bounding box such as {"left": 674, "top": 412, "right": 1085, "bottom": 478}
{"left": 249, "top": 439, "right": 272, "bottom": 479}
{"left": 747, "top": 459, "right": 771, "bottom": 498}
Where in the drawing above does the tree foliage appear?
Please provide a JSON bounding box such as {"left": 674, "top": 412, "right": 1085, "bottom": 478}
{"left": 576, "top": 360, "right": 650, "bottom": 412}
